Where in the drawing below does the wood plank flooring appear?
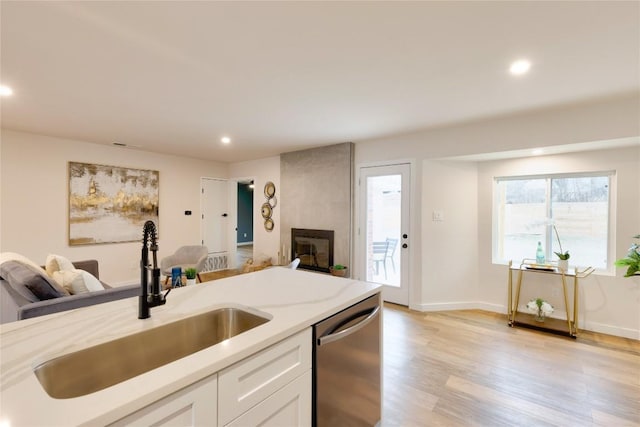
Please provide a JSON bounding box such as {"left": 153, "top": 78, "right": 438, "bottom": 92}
{"left": 236, "top": 244, "right": 253, "bottom": 268}
{"left": 381, "top": 304, "right": 640, "bottom": 426}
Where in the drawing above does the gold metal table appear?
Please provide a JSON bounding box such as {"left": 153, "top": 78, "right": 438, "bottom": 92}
{"left": 507, "top": 259, "right": 594, "bottom": 338}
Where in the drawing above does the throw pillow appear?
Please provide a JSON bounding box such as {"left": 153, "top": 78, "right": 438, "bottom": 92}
{"left": 45, "top": 254, "right": 75, "bottom": 276}
{"left": 0, "top": 260, "right": 65, "bottom": 301}
{"left": 1, "top": 252, "right": 49, "bottom": 275}
{"left": 0, "top": 252, "right": 70, "bottom": 297}
{"left": 53, "top": 269, "right": 105, "bottom": 295}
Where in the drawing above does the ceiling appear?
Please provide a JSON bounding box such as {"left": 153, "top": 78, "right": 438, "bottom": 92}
{"left": 1, "top": 1, "right": 638, "bottom": 163}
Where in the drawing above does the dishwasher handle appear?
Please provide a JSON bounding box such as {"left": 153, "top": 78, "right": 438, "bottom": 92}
{"left": 317, "top": 305, "right": 380, "bottom": 346}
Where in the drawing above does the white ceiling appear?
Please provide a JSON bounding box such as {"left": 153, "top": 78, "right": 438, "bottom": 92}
{"left": 1, "top": 1, "right": 638, "bottom": 163}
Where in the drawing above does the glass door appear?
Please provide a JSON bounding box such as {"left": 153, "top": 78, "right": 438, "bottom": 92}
{"left": 359, "top": 163, "right": 410, "bottom": 305}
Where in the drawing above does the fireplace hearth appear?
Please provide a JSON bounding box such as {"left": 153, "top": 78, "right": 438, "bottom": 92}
{"left": 291, "top": 228, "right": 334, "bottom": 273}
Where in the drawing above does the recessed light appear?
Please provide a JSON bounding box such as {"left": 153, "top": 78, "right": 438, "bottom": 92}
{"left": 509, "top": 59, "right": 531, "bottom": 75}
{"left": 221, "top": 136, "right": 231, "bottom": 144}
{"left": 0, "top": 85, "right": 13, "bottom": 97}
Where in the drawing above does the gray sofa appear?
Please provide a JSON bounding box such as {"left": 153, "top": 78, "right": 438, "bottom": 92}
{"left": 0, "top": 259, "right": 139, "bottom": 323}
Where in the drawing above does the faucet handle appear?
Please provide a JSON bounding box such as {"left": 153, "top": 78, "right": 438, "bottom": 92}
{"left": 162, "top": 288, "right": 171, "bottom": 301}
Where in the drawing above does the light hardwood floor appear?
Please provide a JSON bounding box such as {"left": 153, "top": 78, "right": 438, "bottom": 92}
{"left": 382, "top": 304, "right": 640, "bottom": 426}
{"left": 236, "top": 244, "right": 253, "bottom": 267}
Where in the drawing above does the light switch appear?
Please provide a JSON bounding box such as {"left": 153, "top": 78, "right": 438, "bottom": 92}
{"left": 432, "top": 210, "right": 444, "bottom": 221}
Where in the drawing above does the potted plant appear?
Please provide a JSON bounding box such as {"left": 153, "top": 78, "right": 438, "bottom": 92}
{"left": 553, "top": 225, "right": 570, "bottom": 271}
{"left": 329, "top": 264, "right": 348, "bottom": 277}
{"left": 526, "top": 298, "right": 554, "bottom": 322}
{"left": 184, "top": 267, "right": 197, "bottom": 286}
{"left": 615, "top": 234, "right": 640, "bottom": 277}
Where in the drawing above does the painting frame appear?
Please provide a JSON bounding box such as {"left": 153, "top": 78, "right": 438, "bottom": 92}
{"left": 68, "top": 162, "right": 159, "bottom": 245}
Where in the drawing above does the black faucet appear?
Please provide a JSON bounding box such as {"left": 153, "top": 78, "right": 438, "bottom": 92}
{"left": 139, "top": 220, "right": 170, "bottom": 319}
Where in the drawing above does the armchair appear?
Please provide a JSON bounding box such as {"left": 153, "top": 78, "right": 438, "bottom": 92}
{"left": 160, "top": 246, "right": 209, "bottom": 285}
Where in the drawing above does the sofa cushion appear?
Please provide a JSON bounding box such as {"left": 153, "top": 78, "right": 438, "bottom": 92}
{"left": 0, "top": 252, "right": 70, "bottom": 296}
{"left": 0, "top": 260, "right": 65, "bottom": 301}
{"left": 45, "top": 254, "right": 75, "bottom": 276}
{"left": 52, "top": 269, "right": 105, "bottom": 295}
{"left": 1, "top": 252, "right": 49, "bottom": 274}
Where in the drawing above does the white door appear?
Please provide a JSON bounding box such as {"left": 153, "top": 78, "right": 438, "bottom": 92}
{"left": 359, "top": 163, "right": 411, "bottom": 305}
{"left": 201, "top": 178, "right": 233, "bottom": 269}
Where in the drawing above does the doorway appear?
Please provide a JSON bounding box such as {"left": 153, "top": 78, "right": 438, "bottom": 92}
{"left": 359, "top": 163, "right": 411, "bottom": 305}
{"left": 236, "top": 180, "right": 254, "bottom": 268}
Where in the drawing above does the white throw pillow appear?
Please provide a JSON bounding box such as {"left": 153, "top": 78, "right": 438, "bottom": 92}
{"left": 52, "top": 269, "right": 105, "bottom": 294}
{"left": 45, "top": 254, "right": 75, "bottom": 276}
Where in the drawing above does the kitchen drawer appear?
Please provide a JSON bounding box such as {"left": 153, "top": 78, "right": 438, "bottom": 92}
{"left": 218, "top": 328, "right": 311, "bottom": 426}
{"left": 225, "top": 370, "right": 311, "bottom": 427}
{"left": 109, "top": 374, "right": 217, "bottom": 426}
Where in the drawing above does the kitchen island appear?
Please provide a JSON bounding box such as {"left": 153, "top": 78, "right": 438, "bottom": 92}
{"left": 0, "top": 267, "right": 380, "bottom": 426}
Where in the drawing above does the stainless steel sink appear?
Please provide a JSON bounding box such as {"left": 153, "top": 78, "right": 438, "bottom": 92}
{"left": 34, "top": 307, "right": 270, "bottom": 399}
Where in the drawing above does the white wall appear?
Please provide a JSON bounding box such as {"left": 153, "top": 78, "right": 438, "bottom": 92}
{"left": 477, "top": 147, "right": 640, "bottom": 338}
{"left": 356, "top": 93, "right": 639, "bottom": 160}
{"left": 420, "top": 160, "right": 480, "bottom": 311}
{"left": 0, "top": 130, "right": 228, "bottom": 285}
{"left": 355, "top": 94, "right": 640, "bottom": 337}
{"left": 228, "top": 156, "right": 281, "bottom": 263}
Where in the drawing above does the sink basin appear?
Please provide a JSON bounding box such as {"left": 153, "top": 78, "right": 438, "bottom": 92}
{"left": 34, "top": 307, "right": 270, "bottom": 399}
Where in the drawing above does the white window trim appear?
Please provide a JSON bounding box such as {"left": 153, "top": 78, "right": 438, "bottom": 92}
{"left": 492, "top": 170, "right": 616, "bottom": 275}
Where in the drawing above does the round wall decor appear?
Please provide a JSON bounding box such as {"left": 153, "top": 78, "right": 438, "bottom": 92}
{"left": 268, "top": 195, "right": 277, "bottom": 208}
{"left": 261, "top": 203, "right": 272, "bottom": 219}
{"left": 262, "top": 181, "right": 277, "bottom": 232}
{"left": 264, "top": 181, "right": 276, "bottom": 199}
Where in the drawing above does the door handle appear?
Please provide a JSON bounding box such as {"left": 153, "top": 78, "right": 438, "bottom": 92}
{"left": 222, "top": 213, "right": 228, "bottom": 217}
{"left": 317, "top": 305, "right": 380, "bottom": 346}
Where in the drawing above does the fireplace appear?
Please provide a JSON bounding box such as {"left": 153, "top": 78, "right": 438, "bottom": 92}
{"left": 291, "top": 228, "right": 334, "bottom": 273}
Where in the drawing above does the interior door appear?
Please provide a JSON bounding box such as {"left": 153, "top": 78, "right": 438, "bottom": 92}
{"left": 201, "top": 178, "right": 233, "bottom": 269}
{"left": 359, "top": 163, "right": 411, "bottom": 305}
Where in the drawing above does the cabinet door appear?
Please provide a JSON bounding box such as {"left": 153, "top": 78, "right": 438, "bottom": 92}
{"left": 109, "top": 374, "right": 217, "bottom": 427}
{"left": 218, "top": 328, "right": 311, "bottom": 426}
{"left": 225, "top": 370, "right": 311, "bottom": 427}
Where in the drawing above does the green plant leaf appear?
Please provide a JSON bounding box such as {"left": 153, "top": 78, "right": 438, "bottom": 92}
{"left": 624, "top": 265, "right": 639, "bottom": 277}
{"left": 553, "top": 251, "right": 570, "bottom": 260}
{"left": 615, "top": 233, "right": 640, "bottom": 277}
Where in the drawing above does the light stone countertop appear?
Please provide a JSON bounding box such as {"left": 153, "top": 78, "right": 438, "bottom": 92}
{"left": 0, "top": 267, "right": 380, "bottom": 426}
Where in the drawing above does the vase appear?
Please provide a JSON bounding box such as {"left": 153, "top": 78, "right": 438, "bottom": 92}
{"left": 186, "top": 278, "right": 196, "bottom": 286}
{"left": 557, "top": 259, "right": 569, "bottom": 271}
{"left": 535, "top": 309, "right": 545, "bottom": 322}
{"left": 330, "top": 267, "right": 347, "bottom": 277}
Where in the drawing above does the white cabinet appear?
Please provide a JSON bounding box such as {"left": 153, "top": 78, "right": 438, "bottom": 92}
{"left": 219, "top": 328, "right": 312, "bottom": 426}
{"left": 226, "top": 370, "right": 311, "bottom": 427}
{"left": 109, "top": 328, "right": 312, "bottom": 427}
{"left": 109, "top": 374, "right": 218, "bottom": 427}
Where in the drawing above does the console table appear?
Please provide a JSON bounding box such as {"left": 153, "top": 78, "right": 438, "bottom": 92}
{"left": 507, "top": 259, "right": 594, "bottom": 338}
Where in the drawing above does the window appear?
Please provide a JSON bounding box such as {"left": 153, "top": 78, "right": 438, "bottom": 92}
{"left": 493, "top": 172, "right": 613, "bottom": 270}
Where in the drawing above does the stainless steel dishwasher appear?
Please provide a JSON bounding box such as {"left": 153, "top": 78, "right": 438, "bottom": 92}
{"left": 313, "top": 293, "right": 381, "bottom": 426}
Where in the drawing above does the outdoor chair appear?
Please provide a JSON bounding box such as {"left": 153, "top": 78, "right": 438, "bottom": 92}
{"left": 372, "top": 241, "right": 389, "bottom": 280}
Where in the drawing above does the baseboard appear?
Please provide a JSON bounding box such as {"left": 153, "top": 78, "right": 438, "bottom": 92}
{"left": 413, "top": 301, "right": 506, "bottom": 314}
{"left": 411, "top": 301, "right": 639, "bottom": 339}
{"left": 582, "top": 321, "right": 640, "bottom": 340}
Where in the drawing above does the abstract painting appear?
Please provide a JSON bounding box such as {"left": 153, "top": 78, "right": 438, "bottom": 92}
{"left": 69, "top": 162, "right": 159, "bottom": 245}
